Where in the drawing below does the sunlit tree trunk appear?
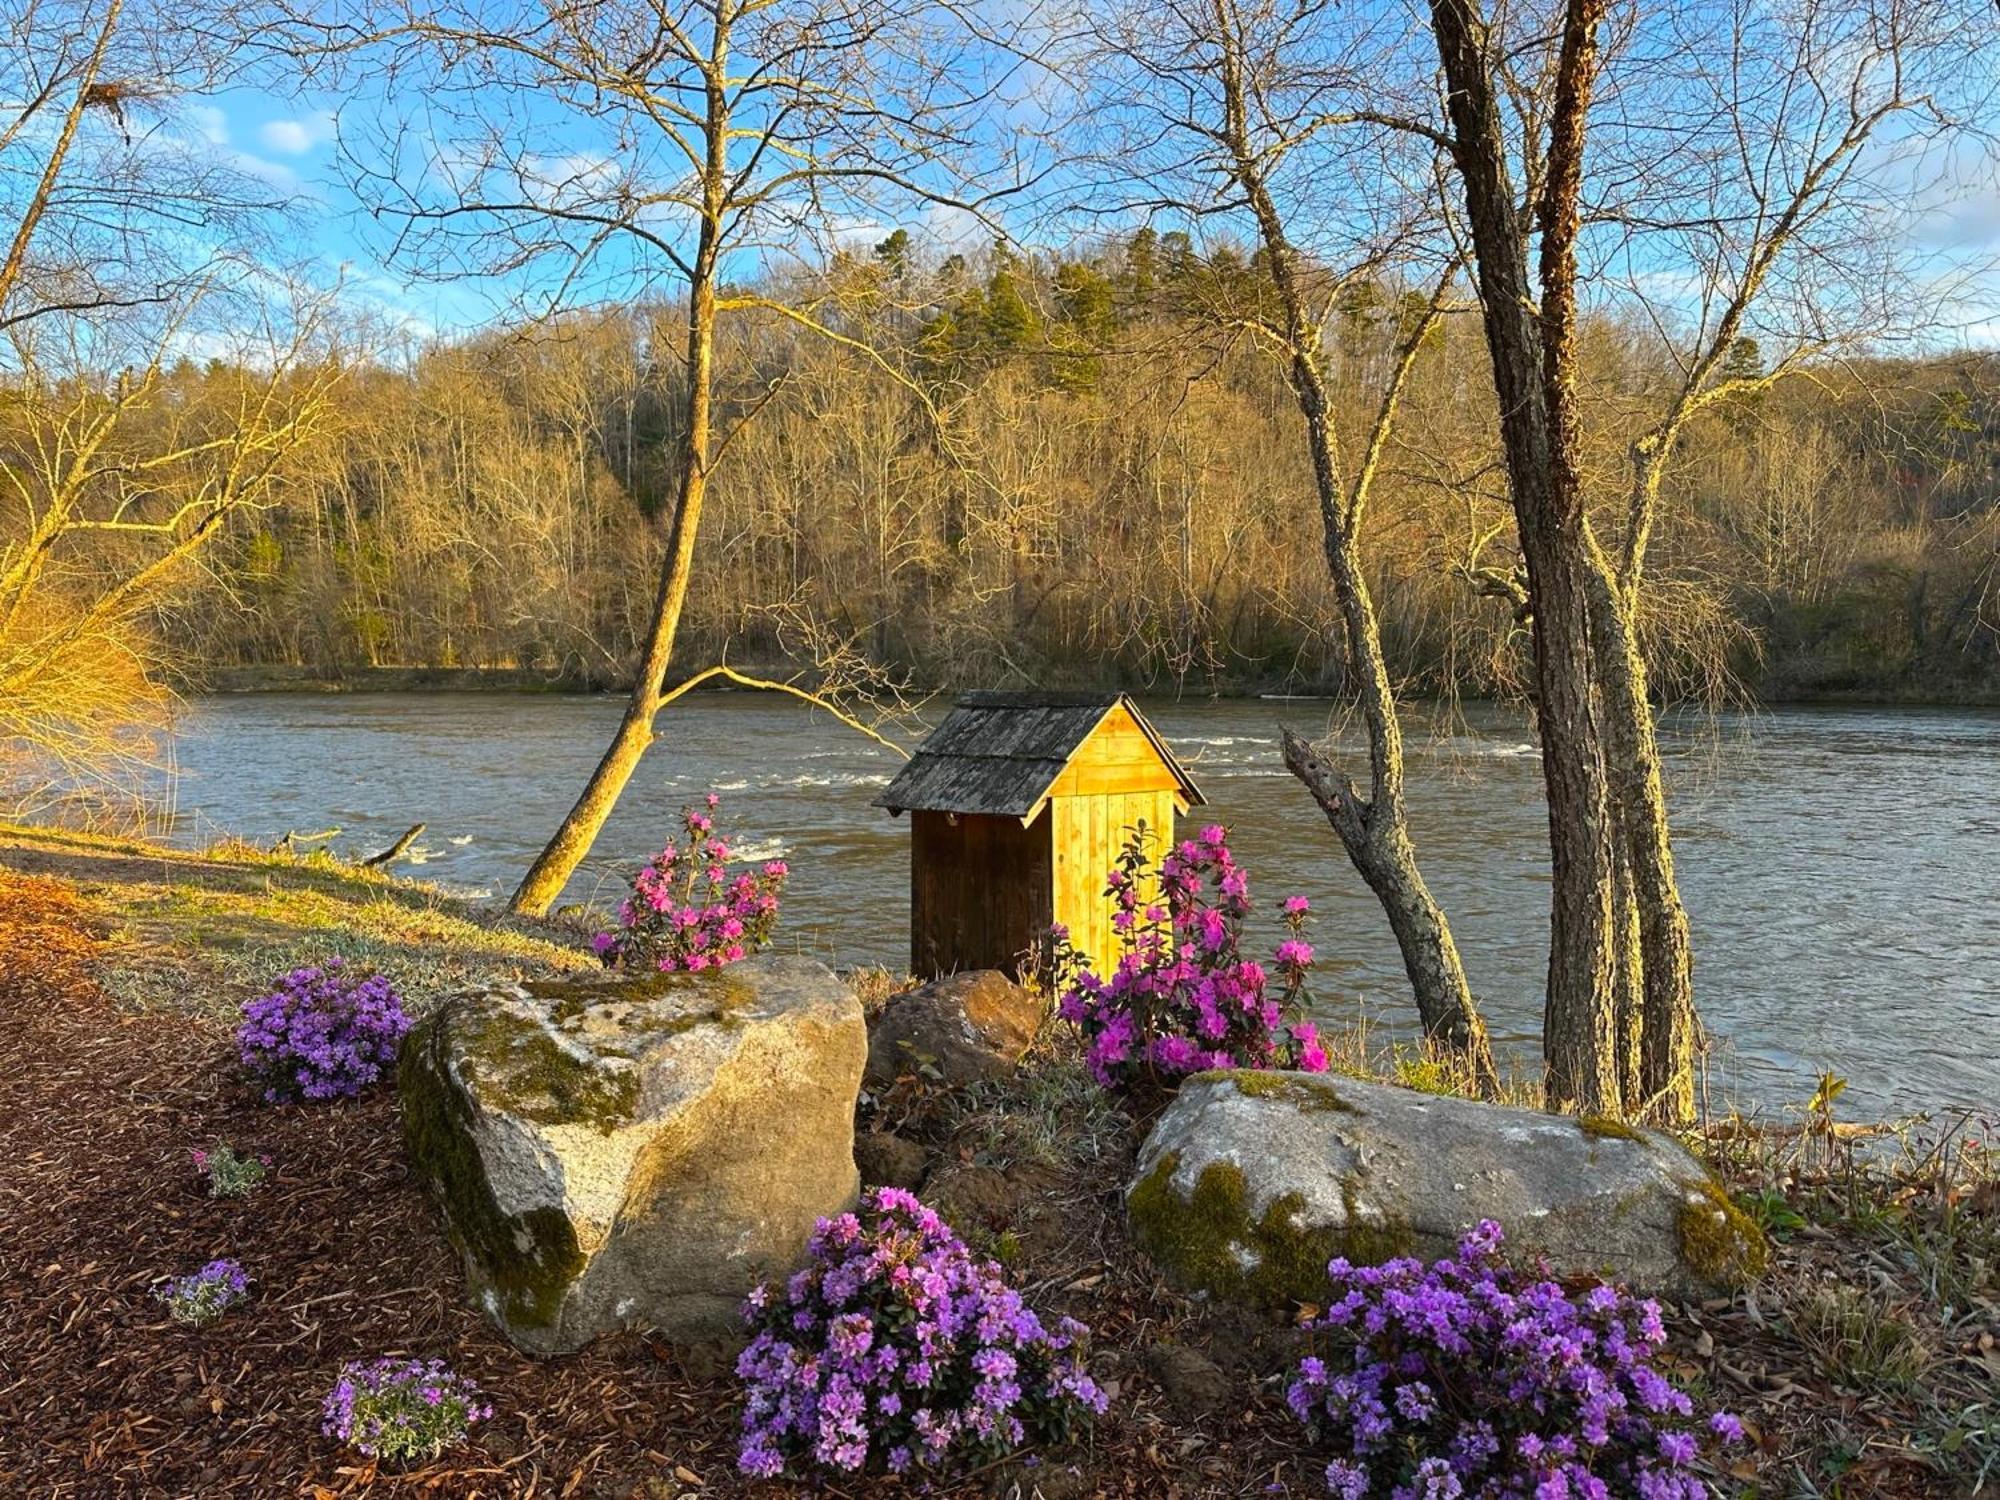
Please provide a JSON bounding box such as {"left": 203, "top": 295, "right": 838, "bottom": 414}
{"left": 1590, "top": 561, "right": 1697, "bottom": 1122}
{"left": 1185, "top": 0, "right": 1496, "bottom": 1084}
{"left": 509, "top": 103, "right": 725, "bottom": 917}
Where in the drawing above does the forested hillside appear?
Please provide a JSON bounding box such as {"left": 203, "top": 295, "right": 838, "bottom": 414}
{"left": 146, "top": 233, "right": 2000, "bottom": 702}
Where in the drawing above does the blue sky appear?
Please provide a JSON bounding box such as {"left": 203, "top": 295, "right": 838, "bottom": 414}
{"left": 180, "top": 91, "right": 513, "bottom": 343}
{"left": 161, "top": 12, "right": 2000, "bottom": 355}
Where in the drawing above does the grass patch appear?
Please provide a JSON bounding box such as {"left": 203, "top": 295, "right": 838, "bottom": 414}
{"left": 2, "top": 822, "right": 590, "bottom": 1024}
{"left": 946, "top": 1046, "right": 1127, "bottom": 1171}
{"left": 1789, "top": 1284, "right": 1934, "bottom": 1393}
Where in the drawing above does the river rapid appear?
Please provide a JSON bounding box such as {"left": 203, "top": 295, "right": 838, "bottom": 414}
{"left": 158, "top": 692, "right": 2000, "bottom": 1122}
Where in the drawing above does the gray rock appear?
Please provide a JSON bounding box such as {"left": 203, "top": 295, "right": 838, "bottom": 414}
{"left": 1127, "top": 1070, "right": 1766, "bottom": 1307}
{"left": 401, "top": 955, "right": 865, "bottom": 1355}
{"left": 864, "top": 969, "right": 1045, "bottom": 1091}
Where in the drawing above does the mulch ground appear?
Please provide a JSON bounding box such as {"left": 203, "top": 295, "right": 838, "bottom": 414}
{"left": 0, "top": 870, "right": 1305, "bottom": 1498}
{"left": 5, "top": 856, "right": 1987, "bottom": 1499}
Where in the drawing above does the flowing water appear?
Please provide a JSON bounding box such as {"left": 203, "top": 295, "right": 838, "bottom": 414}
{"left": 157, "top": 692, "right": 2000, "bottom": 1121}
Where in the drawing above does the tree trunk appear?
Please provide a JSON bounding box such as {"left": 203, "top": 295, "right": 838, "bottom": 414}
{"left": 1430, "top": 0, "right": 1621, "bottom": 1114}
{"left": 1590, "top": 572, "right": 1697, "bottom": 1122}
{"left": 1610, "top": 835, "right": 1642, "bottom": 1109}
{"left": 509, "top": 144, "right": 724, "bottom": 916}
{"left": 1284, "top": 730, "right": 1498, "bottom": 1087}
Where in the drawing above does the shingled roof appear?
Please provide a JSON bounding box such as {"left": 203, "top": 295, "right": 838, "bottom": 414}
{"left": 873, "top": 691, "right": 1205, "bottom": 819}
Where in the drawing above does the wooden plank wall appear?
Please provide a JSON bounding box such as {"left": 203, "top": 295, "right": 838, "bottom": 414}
{"left": 1050, "top": 788, "right": 1176, "bottom": 971}
{"left": 909, "top": 809, "right": 1053, "bottom": 977}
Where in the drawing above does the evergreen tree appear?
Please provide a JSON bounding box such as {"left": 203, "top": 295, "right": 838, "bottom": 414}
{"left": 1124, "top": 225, "right": 1159, "bottom": 305}
{"left": 874, "top": 228, "right": 911, "bottom": 280}
{"left": 983, "top": 265, "right": 1040, "bottom": 352}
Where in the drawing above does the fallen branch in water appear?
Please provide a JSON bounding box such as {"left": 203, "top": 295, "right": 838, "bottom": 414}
{"left": 362, "top": 823, "right": 425, "bottom": 868}
{"left": 271, "top": 827, "right": 340, "bottom": 855}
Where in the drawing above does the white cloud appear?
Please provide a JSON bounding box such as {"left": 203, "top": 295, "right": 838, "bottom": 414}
{"left": 186, "top": 104, "right": 230, "bottom": 146}
{"left": 259, "top": 112, "right": 337, "bottom": 156}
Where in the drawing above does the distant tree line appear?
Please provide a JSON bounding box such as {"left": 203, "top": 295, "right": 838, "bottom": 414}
{"left": 141, "top": 235, "right": 2000, "bottom": 704}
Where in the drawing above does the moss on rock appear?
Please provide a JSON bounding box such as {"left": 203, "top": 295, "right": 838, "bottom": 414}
{"left": 458, "top": 1005, "right": 640, "bottom": 1131}
{"left": 1675, "top": 1175, "right": 1769, "bottom": 1286}
{"left": 1127, "top": 1150, "right": 1408, "bottom": 1307}
{"left": 1578, "top": 1114, "right": 1644, "bottom": 1142}
{"left": 526, "top": 967, "right": 757, "bottom": 1015}
{"left": 400, "top": 1015, "right": 588, "bottom": 1333}
{"left": 1195, "top": 1068, "right": 1358, "bottom": 1114}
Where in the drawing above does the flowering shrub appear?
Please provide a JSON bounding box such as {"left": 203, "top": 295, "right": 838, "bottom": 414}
{"left": 156, "top": 1258, "right": 250, "bottom": 1325}
{"left": 736, "top": 1187, "right": 1107, "bottom": 1479}
{"left": 594, "top": 795, "right": 788, "bottom": 972}
{"left": 322, "top": 1357, "right": 491, "bottom": 1466}
{"left": 236, "top": 959, "right": 411, "bottom": 1103}
{"left": 191, "top": 1143, "right": 271, "bottom": 1198}
{"left": 1054, "top": 822, "right": 1327, "bottom": 1088}
{"left": 1289, "top": 1220, "right": 1746, "bottom": 1499}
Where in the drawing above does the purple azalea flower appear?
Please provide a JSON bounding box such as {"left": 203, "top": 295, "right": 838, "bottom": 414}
{"left": 1288, "top": 1221, "right": 1745, "bottom": 1496}
{"left": 236, "top": 961, "right": 409, "bottom": 1104}
{"left": 735, "top": 1187, "right": 1106, "bottom": 1479}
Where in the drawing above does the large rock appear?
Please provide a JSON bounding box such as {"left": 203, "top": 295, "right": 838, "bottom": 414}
{"left": 1128, "top": 1070, "right": 1765, "bottom": 1306}
{"left": 401, "top": 955, "right": 865, "bottom": 1355}
{"left": 863, "top": 969, "right": 1044, "bottom": 1091}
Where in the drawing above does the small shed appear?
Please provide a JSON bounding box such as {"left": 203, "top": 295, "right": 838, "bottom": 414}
{"left": 873, "top": 691, "right": 1205, "bottom": 978}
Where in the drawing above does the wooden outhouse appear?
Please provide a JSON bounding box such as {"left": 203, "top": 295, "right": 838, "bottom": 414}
{"left": 873, "top": 692, "right": 1205, "bottom": 978}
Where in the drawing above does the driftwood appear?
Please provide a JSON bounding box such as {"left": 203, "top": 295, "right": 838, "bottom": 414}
{"left": 270, "top": 827, "right": 340, "bottom": 854}
{"left": 362, "top": 823, "right": 425, "bottom": 869}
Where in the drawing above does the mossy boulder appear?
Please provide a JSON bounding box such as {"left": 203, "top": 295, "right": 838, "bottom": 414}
{"left": 863, "top": 969, "right": 1045, "bottom": 1092}
{"left": 1128, "top": 1070, "right": 1764, "bottom": 1308}
{"left": 401, "top": 956, "right": 865, "bottom": 1355}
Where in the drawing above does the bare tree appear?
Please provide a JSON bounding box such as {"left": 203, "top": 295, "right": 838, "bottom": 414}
{"left": 1425, "top": 0, "right": 1625, "bottom": 1113}
{"left": 0, "top": 314, "right": 344, "bottom": 813}
{"left": 1575, "top": 0, "right": 1997, "bottom": 1121}
{"left": 1419, "top": 0, "right": 1996, "bottom": 1117}
{"left": 1, "top": 0, "right": 336, "bottom": 815}
{"left": 2, "top": 0, "right": 285, "bottom": 338}
{"left": 291, "top": 0, "right": 1020, "bottom": 914}
{"left": 1079, "top": 0, "right": 1497, "bottom": 1082}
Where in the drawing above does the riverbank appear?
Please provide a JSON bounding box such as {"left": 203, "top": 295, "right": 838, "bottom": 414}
{"left": 191, "top": 663, "right": 2000, "bottom": 709}
{"left": 0, "top": 826, "right": 1993, "bottom": 1497}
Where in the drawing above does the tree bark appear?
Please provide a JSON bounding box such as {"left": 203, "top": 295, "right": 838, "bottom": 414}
{"left": 509, "top": 86, "right": 726, "bottom": 917}
{"left": 1610, "top": 832, "right": 1642, "bottom": 1109}
{"left": 1284, "top": 730, "right": 1497, "bottom": 1086}
{"left": 1590, "top": 566, "right": 1697, "bottom": 1122}
{"left": 1429, "top": 0, "right": 1621, "bottom": 1113}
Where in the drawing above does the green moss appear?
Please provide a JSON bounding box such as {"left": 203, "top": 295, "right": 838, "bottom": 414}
{"left": 1336, "top": 1177, "right": 1415, "bottom": 1266}
{"left": 1194, "top": 1068, "right": 1358, "bottom": 1114}
{"left": 1579, "top": 1114, "right": 1644, "bottom": 1142}
{"left": 1390, "top": 1054, "right": 1461, "bottom": 1096}
{"left": 1127, "top": 1151, "right": 1410, "bottom": 1306}
{"left": 1676, "top": 1175, "right": 1770, "bottom": 1286}
{"left": 400, "top": 1017, "right": 587, "bottom": 1333}
{"left": 460, "top": 1007, "right": 640, "bottom": 1131}
{"left": 525, "top": 967, "right": 757, "bottom": 1013}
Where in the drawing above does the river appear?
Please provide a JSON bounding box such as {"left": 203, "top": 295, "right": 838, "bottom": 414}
{"left": 156, "top": 692, "right": 1999, "bottom": 1122}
